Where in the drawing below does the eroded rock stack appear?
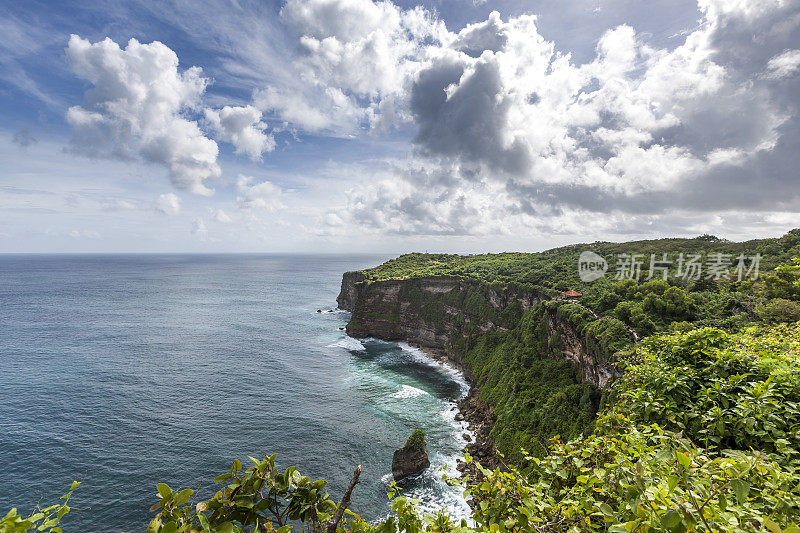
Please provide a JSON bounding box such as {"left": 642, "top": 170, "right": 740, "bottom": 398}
{"left": 392, "top": 429, "right": 430, "bottom": 481}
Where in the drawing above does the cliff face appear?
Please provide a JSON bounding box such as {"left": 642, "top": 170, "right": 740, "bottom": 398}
{"left": 337, "top": 274, "right": 616, "bottom": 389}
{"left": 339, "top": 275, "right": 543, "bottom": 366}
{"left": 336, "top": 271, "right": 365, "bottom": 311}
{"left": 545, "top": 312, "right": 616, "bottom": 388}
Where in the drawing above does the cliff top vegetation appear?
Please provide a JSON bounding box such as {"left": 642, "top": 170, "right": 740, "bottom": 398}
{"left": 349, "top": 230, "right": 800, "bottom": 291}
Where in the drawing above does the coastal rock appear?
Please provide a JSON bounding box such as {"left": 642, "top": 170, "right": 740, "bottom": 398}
{"left": 458, "top": 388, "right": 502, "bottom": 473}
{"left": 392, "top": 429, "right": 430, "bottom": 481}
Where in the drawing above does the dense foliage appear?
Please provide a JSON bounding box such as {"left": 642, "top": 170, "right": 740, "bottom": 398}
{"left": 611, "top": 325, "right": 800, "bottom": 459}
{"left": 463, "top": 305, "right": 604, "bottom": 462}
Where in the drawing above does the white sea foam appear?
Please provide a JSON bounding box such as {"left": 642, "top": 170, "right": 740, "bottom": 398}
{"left": 442, "top": 399, "right": 474, "bottom": 446}
{"left": 397, "top": 342, "right": 470, "bottom": 399}
{"left": 392, "top": 342, "right": 474, "bottom": 523}
{"left": 392, "top": 385, "right": 429, "bottom": 399}
{"left": 327, "top": 336, "right": 366, "bottom": 352}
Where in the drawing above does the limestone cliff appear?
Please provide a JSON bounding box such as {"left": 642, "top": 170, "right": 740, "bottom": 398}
{"left": 338, "top": 274, "right": 546, "bottom": 373}
{"left": 336, "top": 274, "right": 620, "bottom": 389}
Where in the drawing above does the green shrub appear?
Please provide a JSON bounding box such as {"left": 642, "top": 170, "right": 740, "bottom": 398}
{"left": 610, "top": 324, "right": 800, "bottom": 458}
{"left": 463, "top": 413, "right": 800, "bottom": 532}
{"left": 404, "top": 429, "right": 427, "bottom": 452}
{"left": 757, "top": 298, "right": 800, "bottom": 323}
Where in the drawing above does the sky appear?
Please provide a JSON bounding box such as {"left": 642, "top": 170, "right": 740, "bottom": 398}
{"left": 1, "top": 0, "right": 799, "bottom": 253}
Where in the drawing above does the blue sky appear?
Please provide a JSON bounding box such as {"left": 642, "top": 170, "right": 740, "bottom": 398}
{"left": 1, "top": 0, "right": 798, "bottom": 252}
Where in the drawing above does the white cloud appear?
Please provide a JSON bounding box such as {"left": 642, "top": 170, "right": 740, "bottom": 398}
{"left": 764, "top": 49, "right": 800, "bottom": 79}
{"left": 236, "top": 175, "right": 283, "bottom": 211}
{"left": 204, "top": 105, "right": 275, "bottom": 160}
{"left": 298, "top": 0, "right": 800, "bottom": 235}
{"left": 65, "top": 35, "right": 221, "bottom": 196}
{"left": 50, "top": 0, "right": 800, "bottom": 244}
{"left": 212, "top": 208, "right": 232, "bottom": 223}
{"left": 249, "top": 0, "right": 447, "bottom": 136}
{"left": 155, "top": 193, "right": 181, "bottom": 215}
{"left": 191, "top": 217, "right": 208, "bottom": 236}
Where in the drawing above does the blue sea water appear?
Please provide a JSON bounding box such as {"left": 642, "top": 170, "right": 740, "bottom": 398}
{"left": 0, "top": 255, "right": 473, "bottom": 532}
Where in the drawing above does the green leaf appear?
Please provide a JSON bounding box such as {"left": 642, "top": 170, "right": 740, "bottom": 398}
{"left": 217, "top": 522, "right": 234, "bottom": 533}
{"left": 156, "top": 483, "right": 172, "bottom": 499}
{"left": 666, "top": 475, "right": 679, "bottom": 493}
{"left": 598, "top": 502, "right": 614, "bottom": 517}
{"left": 160, "top": 521, "right": 177, "bottom": 533}
{"left": 661, "top": 510, "right": 681, "bottom": 528}
{"left": 174, "top": 488, "right": 193, "bottom": 505}
{"left": 718, "top": 493, "right": 727, "bottom": 511}
{"left": 730, "top": 478, "right": 750, "bottom": 504}
{"left": 764, "top": 520, "right": 782, "bottom": 533}
{"left": 675, "top": 452, "right": 691, "bottom": 469}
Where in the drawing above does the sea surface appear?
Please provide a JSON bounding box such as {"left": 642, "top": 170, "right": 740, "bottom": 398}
{"left": 0, "top": 255, "right": 473, "bottom": 531}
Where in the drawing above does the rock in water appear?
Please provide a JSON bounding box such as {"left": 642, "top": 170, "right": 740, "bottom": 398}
{"left": 392, "top": 429, "right": 430, "bottom": 481}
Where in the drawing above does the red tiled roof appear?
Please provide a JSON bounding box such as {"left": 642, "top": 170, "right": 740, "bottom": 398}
{"left": 562, "top": 290, "right": 582, "bottom": 297}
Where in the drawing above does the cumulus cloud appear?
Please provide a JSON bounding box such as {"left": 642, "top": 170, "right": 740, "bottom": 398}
{"left": 155, "top": 193, "right": 181, "bottom": 215}
{"left": 56, "top": 0, "right": 800, "bottom": 240}
{"left": 204, "top": 105, "right": 275, "bottom": 160}
{"left": 236, "top": 175, "right": 283, "bottom": 211}
{"left": 65, "top": 35, "right": 221, "bottom": 195}
{"left": 301, "top": 0, "right": 800, "bottom": 235}
{"left": 250, "top": 0, "right": 448, "bottom": 135}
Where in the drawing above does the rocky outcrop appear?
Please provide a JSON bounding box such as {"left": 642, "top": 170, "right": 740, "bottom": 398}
{"left": 336, "top": 271, "right": 366, "bottom": 311}
{"left": 456, "top": 388, "right": 502, "bottom": 474}
{"left": 392, "top": 430, "right": 431, "bottom": 481}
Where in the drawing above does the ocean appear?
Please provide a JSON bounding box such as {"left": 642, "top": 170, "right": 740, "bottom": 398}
{"left": 0, "top": 254, "right": 472, "bottom": 531}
